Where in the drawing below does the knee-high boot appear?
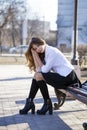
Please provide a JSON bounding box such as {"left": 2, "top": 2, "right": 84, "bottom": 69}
{"left": 37, "top": 80, "right": 53, "bottom": 115}
{"left": 19, "top": 79, "right": 39, "bottom": 114}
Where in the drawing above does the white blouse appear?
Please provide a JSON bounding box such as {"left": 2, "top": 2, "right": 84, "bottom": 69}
{"left": 41, "top": 45, "right": 74, "bottom": 77}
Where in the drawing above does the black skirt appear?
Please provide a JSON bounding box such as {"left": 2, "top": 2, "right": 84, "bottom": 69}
{"left": 41, "top": 70, "right": 80, "bottom": 89}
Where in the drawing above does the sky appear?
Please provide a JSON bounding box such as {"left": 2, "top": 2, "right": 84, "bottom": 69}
{"left": 26, "top": 0, "right": 58, "bottom": 30}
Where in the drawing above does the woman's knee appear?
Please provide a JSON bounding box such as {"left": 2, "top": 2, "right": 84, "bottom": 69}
{"left": 34, "top": 72, "right": 44, "bottom": 81}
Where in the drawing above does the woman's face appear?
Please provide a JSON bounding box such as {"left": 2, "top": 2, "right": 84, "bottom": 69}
{"left": 32, "top": 44, "right": 45, "bottom": 53}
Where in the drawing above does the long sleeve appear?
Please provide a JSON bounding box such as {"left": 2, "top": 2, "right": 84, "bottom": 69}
{"left": 41, "top": 45, "right": 74, "bottom": 77}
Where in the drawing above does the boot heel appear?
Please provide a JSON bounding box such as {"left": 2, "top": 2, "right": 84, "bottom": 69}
{"left": 37, "top": 99, "right": 53, "bottom": 115}
{"left": 19, "top": 98, "right": 35, "bottom": 115}
{"left": 31, "top": 106, "right": 35, "bottom": 114}
{"left": 49, "top": 107, "right": 53, "bottom": 115}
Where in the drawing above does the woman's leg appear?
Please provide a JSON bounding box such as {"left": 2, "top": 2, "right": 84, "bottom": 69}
{"left": 35, "top": 72, "right": 53, "bottom": 115}
{"left": 19, "top": 77, "right": 39, "bottom": 115}
{"left": 28, "top": 78, "right": 39, "bottom": 99}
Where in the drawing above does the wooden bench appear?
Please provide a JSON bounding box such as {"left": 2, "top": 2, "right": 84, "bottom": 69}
{"left": 54, "top": 81, "right": 87, "bottom": 130}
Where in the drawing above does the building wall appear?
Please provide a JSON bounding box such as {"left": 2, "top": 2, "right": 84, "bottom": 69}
{"left": 57, "top": 0, "right": 87, "bottom": 48}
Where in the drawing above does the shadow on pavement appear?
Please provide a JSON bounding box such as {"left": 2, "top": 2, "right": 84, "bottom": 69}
{"left": 0, "top": 76, "right": 32, "bottom": 82}
{"left": 0, "top": 112, "right": 72, "bottom": 130}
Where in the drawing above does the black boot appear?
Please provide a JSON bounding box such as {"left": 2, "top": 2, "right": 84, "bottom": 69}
{"left": 28, "top": 79, "right": 39, "bottom": 99}
{"left": 19, "top": 98, "right": 35, "bottom": 114}
{"left": 37, "top": 80, "right": 53, "bottom": 115}
{"left": 37, "top": 99, "right": 53, "bottom": 115}
{"left": 83, "top": 123, "right": 87, "bottom": 130}
{"left": 19, "top": 79, "right": 39, "bottom": 115}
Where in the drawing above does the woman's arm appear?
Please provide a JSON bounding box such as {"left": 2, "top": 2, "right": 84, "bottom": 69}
{"left": 31, "top": 49, "right": 43, "bottom": 71}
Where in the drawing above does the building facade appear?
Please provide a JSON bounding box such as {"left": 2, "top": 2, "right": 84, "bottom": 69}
{"left": 57, "top": 0, "right": 87, "bottom": 48}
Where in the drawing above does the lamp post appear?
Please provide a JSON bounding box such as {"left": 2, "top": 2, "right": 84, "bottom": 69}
{"left": 71, "top": 0, "right": 78, "bottom": 65}
{"left": 71, "top": 0, "right": 81, "bottom": 79}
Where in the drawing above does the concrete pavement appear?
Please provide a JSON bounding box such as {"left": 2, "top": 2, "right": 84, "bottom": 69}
{"left": 0, "top": 65, "right": 87, "bottom": 130}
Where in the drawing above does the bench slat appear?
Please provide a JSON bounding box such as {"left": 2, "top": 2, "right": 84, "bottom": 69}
{"left": 67, "top": 87, "right": 87, "bottom": 97}
{"left": 82, "top": 85, "right": 87, "bottom": 90}
{"left": 67, "top": 90, "right": 87, "bottom": 105}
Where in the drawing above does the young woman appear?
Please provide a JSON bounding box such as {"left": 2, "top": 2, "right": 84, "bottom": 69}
{"left": 19, "top": 37, "right": 81, "bottom": 115}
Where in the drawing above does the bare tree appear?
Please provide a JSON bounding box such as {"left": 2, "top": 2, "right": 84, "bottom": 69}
{"left": 27, "top": 18, "right": 46, "bottom": 44}
{"left": 0, "top": 6, "right": 11, "bottom": 52}
{"left": 0, "top": 0, "right": 26, "bottom": 51}
{"left": 0, "top": 0, "right": 50, "bottom": 52}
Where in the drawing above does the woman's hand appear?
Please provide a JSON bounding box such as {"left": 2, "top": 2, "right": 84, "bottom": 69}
{"left": 31, "top": 48, "right": 35, "bottom": 54}
{"left": 31, "top": 48, "right": 40, "bottom": 60}
{"left": 31, "top": 48, "right": 43, "bottom": 71}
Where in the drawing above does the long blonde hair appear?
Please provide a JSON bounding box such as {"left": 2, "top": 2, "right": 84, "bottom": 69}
{"left": 25, "top": 37, "right": 46, "bottom": 71}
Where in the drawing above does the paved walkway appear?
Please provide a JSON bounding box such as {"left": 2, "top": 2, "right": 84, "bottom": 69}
{"left": 0, "top": 65, "right": 87, "bottom": 130}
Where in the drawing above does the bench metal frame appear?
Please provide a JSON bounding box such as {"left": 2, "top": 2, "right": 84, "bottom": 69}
{"left": 54, "top": 81, "right": 87, "bottom": 130}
